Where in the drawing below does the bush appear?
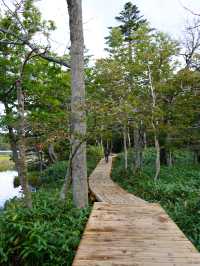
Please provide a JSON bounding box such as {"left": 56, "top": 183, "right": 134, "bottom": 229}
{"left": 0, "top": 145, "right": 103, "bottom": 265}
{"left": 0, "top": 189, "right": 90, "bottom": 266}
{"left": 40, "top": 161, "right": 67, "bottom": 185}
{"left": 14, "top": 145, "right": 103, "bottom": 189}
{"left": 87, "top": 145, "right": 103, "bottom": 176}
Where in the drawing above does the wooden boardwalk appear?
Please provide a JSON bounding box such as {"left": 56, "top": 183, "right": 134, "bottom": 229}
{"left": 73, "top": 156, "right": 200, "bottom": 266}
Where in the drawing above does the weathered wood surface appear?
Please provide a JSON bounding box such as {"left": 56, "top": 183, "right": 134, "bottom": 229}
{"left": 89, "top": 156, "right": 147, "bottom": 205}
{"left": 73, "top": 156, "right": 200, "bottom": 265}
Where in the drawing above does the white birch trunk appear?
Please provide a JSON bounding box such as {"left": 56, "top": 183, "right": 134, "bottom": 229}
{"left": 148, "top": 65, "right": 160, "bottom": 180}
{"left": 123, "top": 125, "right": 128, "bottom": 170}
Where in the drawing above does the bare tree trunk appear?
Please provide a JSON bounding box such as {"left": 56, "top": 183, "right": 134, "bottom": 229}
{"left": 134, "top": 126, "right": 142, "bottom": 172}
{"left": 123, "top": 125, "right": 128, "bottom": 170}
{"left": 144, "top": 131, "right": 147, "bottom": 150}
{"left": 16, "top": 80, "right": 32, "bottom": 208}
{"left": 154, "top": 131, "right": 160, "bottom": 181}
{"left": 167, "top": 150, "right": 173, "bottom": 167}
{"left": 127, "top": 127, "right": 131, "bottom": 148}
{"left": 67, "top": 0, "right": 88, "bottom": 208}
{"left": 60, "top": 152, "right": 72, "bottom": 200}
{"left": 148, "top": 64, "right": 160, "bottom": 180}
{"left": 48, "top": 143, "right": 57, "bottom": 163}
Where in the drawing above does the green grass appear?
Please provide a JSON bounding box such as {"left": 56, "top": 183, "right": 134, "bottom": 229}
{"left": 0, "top": 155, "right": 14, "bottom": 171}
{"left": 112, "top": 148, "right": 200, "bottom": 251}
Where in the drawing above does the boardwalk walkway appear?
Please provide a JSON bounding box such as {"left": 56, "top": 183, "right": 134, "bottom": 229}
{"left": 73, "top": 156, "right": 200, "bottom": 265}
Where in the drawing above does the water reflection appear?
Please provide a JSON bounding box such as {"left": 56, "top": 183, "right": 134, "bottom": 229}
{"left": 0, "top": 171, "right": 21, "bottom": 208}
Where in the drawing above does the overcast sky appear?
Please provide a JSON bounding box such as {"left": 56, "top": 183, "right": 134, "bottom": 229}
{"left": 37, "top": 0, "right": 200, "bottom": 59}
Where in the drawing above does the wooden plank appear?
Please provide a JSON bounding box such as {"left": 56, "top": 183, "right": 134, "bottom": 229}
{"left": 89, "top": 157, "right": 147, "bottom": 205}
{"left": 73, "top": 157, "right": 200, "bottom": 265}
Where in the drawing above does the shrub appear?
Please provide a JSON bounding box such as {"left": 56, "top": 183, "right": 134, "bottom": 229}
{"left": 14, "top": 145, "right": 103, "bottom": 188}
{"left": 0, "top": 189, "right": 90, "bottom": 266}
{"left": 87, "top": 145, "right": 103, "bottom": 176}
{"left": 40, "top": 161, "right": 67, "bottom": 185}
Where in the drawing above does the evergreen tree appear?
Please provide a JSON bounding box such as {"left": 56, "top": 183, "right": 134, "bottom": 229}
{"left": 115, "top": 2, "right": 147, "bottom": 41}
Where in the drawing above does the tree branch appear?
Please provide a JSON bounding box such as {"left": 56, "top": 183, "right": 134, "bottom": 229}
{"left": 0, "top": 27, "right": 70, "bottom": 68}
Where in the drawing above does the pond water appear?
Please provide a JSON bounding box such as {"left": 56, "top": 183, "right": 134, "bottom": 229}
{"left": 0, "top": 171, "right": 21, "bottom": 208}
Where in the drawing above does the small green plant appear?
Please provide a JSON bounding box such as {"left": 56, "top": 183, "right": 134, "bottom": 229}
{"left": 0, "top": 189, "right": 90, "bottom": 266}
{"left": 0, "top": 145, "right": 102, "bottom": 265}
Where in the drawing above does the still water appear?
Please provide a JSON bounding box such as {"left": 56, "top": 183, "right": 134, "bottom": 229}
{"left": 0, "top": 171, "right": 21, "bottom": 208}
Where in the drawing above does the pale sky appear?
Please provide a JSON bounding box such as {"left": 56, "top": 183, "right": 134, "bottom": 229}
{"left": 37, "top": 0, "right": 200, "bottom": 59}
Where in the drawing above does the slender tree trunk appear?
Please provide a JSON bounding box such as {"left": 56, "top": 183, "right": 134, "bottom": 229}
{"left": 123, "top": 125, "right": 128, "bottom": 170}
{"left": 16, "top": 80, "right": 32, "bottom": 208}
{"left": 128, "top": 39, "right": 142, "bottom": 172}
{"left": 167, "top": 150, "right": 173, "bottom": 167}
{"left": 134, "top": 126, "right": 142, "bottom": 172}
{"left": 154, "top": 131, "right": 160, "bottom": 181}
{"left": 148, "top": 64, "right": 160, "bottom": 180}
{"left": 127, "top": 127, "right": 131, "bottom": 148}
{"left": 48, "top": 143, "right": 57, "bottom": 163}
{"left": 67, "top": 0, "right": 88, "bottom": 208}
{"left": 144, "top": 131, "right": 147, "bottom": 150}
{"left": 60, "top": 152, "right": 72, "bottom": 200}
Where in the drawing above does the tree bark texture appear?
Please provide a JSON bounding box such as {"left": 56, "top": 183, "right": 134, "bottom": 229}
{"left": 16, "top": 80, "right": 32, "bottom": 208}
{"left": 67, "top": 0, "right": 88, "bottom": 208}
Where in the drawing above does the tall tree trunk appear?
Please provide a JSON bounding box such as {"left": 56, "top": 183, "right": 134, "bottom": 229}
{"left": 154, "top": 131, "right": 160, "bottom": 181}
{"left": 143, "top": 131, "right": 147, "bottom": 150}
{"left": 60, "top": 151, "right": 72, "bottom": 200}
{"left": 123, "top": 125, "right": 128, "bottom": 170}
{"left": 134, "top": 126, "right": 142, "bottom": 172}
{"left": 67, "top": 0, "right": 88, "bottom": 208}
{"left": 48, "top": 143, "right": 57, "bottom": 163}
{"left": 148, "top": 64, "right": 160, "bottom": 180}
{"left": 127, "top": 127, "right": 131, "bottom": 148}
{"left": 16, "top": 80, "right": 32, "bottom": 208}
{"left": 167, "top": 150, "right": 173, "bottom": 167}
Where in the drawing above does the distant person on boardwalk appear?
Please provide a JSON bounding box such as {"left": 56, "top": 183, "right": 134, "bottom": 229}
{"left": 104, "top": 148, "right": 110, "bottom": 163}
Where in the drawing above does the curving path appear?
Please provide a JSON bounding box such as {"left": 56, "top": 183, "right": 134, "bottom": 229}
{"left": 73, "top": 156, "right": 200, "bottom": 266}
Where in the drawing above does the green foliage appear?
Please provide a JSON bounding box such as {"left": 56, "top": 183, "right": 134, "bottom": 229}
{"left": 0, "top": 145, "right": 102, "bottom": 265}
{"left": 87, "top": 145, "right": 103, "bottom": 175}
{"left": 13, "top": 166, "right": 61, "bottom": 188}
{"left": 115, "top": 2, "right": 147, "bottom": 39}
{"left": 0, "top": 155, "right": 14, "bottom": 171}
{"left": 40, "top": 161, "right": 67, "bottom": 185}
{"left": 0, "top": 189, "right": 90, "bottom": 266}
{"left": 112, "top": 149, "right": 200, "bottom": 250}
{"left": 0, "top": 135, "right": 10, "bottom": 150}
{"left": 13, "top": 146, "right": 102, "bottom": 188}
